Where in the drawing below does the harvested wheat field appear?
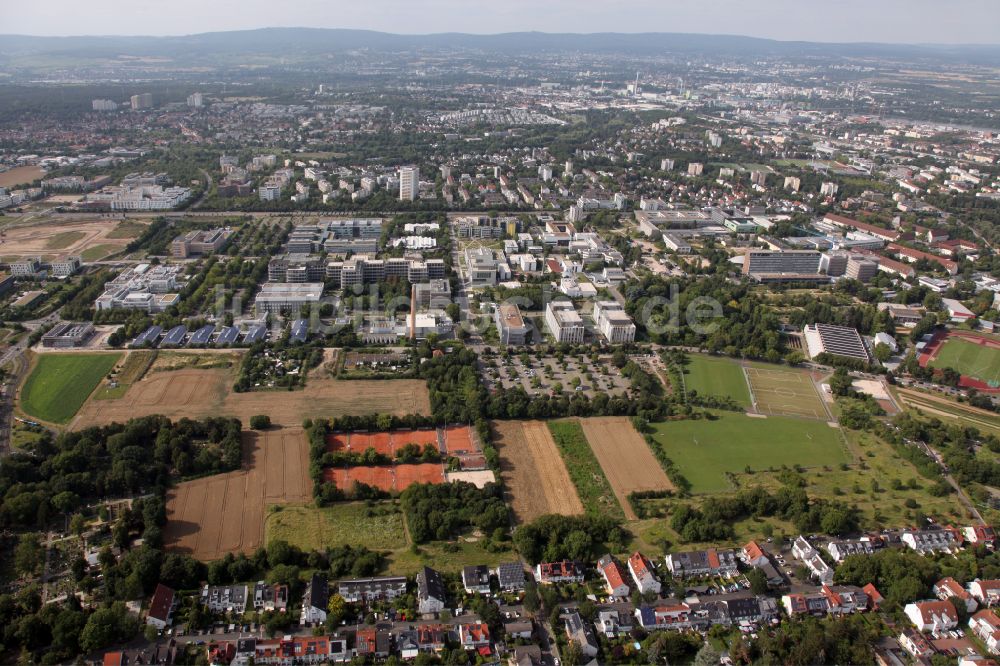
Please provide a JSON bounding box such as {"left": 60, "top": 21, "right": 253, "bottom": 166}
{"left": 493, "top": 420, "right": 584, "bottom": 524}
{"left": 164, "top": 427, "right": 311, "bottom": 560}
{"left": 579, "top": 417, "right": 674, "bottom": 520}
{"left": 72, "top": 364, "right": 430, "bottom": 428}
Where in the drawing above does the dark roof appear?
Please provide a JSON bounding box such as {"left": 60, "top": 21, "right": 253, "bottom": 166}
{"left": 162, "top": 325, "right": 187, "bottom": 346}
{"left": 132, "top": 325, "right": 162, "bottom": 347}
{"left": 462, "top": 564, "right": 490, "bottom": 587}
{"left": 188, "top": 324, "right": 215, "bottom": 345}
{"left": 496, "top": 561, "right": 526, "bottom": 586}
{"left": 306, "top": 574, "right": 329, "bottom": 610}
{"left": 290, "top": 319, "right": 308, "bottom": 343}
{"left": 147, "top": 583, "right": 174, "bottom": 622}
{"left": 417, "top": 566, "right": 446, "bottom": 602}
{"left": 243, "top": 324, "right": 266, "bottom": 343}
{"left": 216, "top": 326, "right": 240, "bottom": 346}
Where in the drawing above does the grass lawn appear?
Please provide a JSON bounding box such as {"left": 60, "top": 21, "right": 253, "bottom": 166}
{"left": 264, "top": 501, "right": 514, "bottom": 575}
{"left": 627, "top": 427, "right": 982, "bottom": 553}
{"left": 106, "top": 221, "right": 147, "bottom": 239}
{"left": 93, "top": 350, "right": 156, "bottom": 401}
{"left": 930, "top": 337, "right": 1000, "bottom": 385}
{"left": 388, "top": 540, "right": 515, "bottom": 576}
{"left": 265, "top": 502, "right": 408, "bottom": 552}
{"left": 20, "top": 352, "right": 120, "bottom": 424}
{"left": 649, "top": 412, "right": 848, "bottom": 494}
{"left": 682, "top": 355, "right": 751, "bottom": 408}
{"left": 80, "top": 244, "right": 121, "bottom": 262}
{"left": 548, "top": 419, "right": 625, "bottom": 519}
{"left": 44, "top": 231, "right": 85, "bottom": 250}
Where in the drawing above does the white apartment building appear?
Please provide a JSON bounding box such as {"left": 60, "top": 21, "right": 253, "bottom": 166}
{"left": 545, "top": 301, "right": 585, "bottom": 344}
{"left": 593, "top": 301, "right": 636, "bottom": 344}
{"left": 399, "top": 166, "right": 419, "bottom": 201}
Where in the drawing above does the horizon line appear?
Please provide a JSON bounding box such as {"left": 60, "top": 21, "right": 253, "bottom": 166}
{"left": 1, "top": 26, "right": 998, "bottom": 48}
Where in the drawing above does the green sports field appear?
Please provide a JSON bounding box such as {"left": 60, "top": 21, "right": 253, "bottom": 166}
{"left": 20, "top": 353, "right": 120, "bottom": 424}
{"left": 929, "top": 337, "right": 1000, "bottom": 385}
{"left": 682, "top": 355, "right": 752, "bottom": 408}
{"left": 649, "top": 412, "right": 848, "bottom": 494}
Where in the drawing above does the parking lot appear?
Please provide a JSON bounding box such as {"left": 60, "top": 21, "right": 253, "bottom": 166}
{"left": 480, "top": 351, "right": 631, "bottom": 398}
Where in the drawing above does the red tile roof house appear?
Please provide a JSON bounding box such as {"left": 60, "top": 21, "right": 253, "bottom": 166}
{"left": 535, "top": 560, "right": 584, "bottom": 584}
{"left": 863, "top": 583, "right": 884, "bottom": 610}
{"left": 824, "top": 213, "right": 901, "bottom": 242}
{"left": 970, "top": 609, "right": 1000, "bottom": 654}
{"left": 965, "top": 525, "right": 997, "bottom": 549}
{"left": 970, "top": 580, "right": 1000, "bottom": 607}
{"left": 145, "top": 583, "right": 176, "bottom": 630}
{"left": 888, "top": 242, "right": 959, "bottom": 275}
{"left": 904, "top": 600, "right": 959, "bottom": 633}
{"left": 598, "top": 554, "right": 631, "bottom": 599}
{"left": 628, "top": 551, "right": 662, "bottom": 595}
{"left": 459, "top": 622, "right": 491, "bottom": 650}
{"left": 935, "top": 577, "right": 978, "bottom": 613}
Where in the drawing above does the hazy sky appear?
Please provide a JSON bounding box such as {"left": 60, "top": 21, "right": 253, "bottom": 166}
{"left": 7, "top": 0, "right": 1000, "bottom": 44}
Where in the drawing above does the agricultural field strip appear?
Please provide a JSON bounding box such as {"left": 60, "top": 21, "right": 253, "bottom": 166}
{"left": 579, "top": 417, "right": 673, "bottom": 521}
{"left": 492, "top": 420, "right": 583, "bottom": 524}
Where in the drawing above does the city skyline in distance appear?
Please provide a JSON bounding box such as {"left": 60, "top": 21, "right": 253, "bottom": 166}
{"left": 5, "top": 0, "right": 1000, "bottom": 45}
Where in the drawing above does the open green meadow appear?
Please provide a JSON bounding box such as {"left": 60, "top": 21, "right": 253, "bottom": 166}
{"left": 930, "top": 337, "right": 1000, "bottom": 384}
{"left": 265, "top": 502, "right": 408, "bottom": 552}
{"left": 20, "top": 353, "right": 120, "bottom": 424}
{"left": 628, "top": 427, "right": 977, "bottom": 553}
{"left": 265, "top": 501, "right": 514, "bottom": 575}
{"left": 682, "top": 355, "right": 751, "bottom": 408}
{"left": 649, "top": 412, "right": 848, "bottom": 493}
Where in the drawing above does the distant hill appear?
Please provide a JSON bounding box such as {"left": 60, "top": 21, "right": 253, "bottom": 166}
{"left": 1, "top": 28, "right": 998, "bottom": 65}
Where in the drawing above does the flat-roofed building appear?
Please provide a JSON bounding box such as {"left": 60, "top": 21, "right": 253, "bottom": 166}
{"left": 545, "top": 301, "right": 585, "bottom": 344}
{"left": 10, "top": 257, "right": 41, "bottom": 278}
{"left": 268, "top": 254, "right": 326, "bottom": 282}
{"left": 254, "top": 283, "right": 324, "bottom": 315}
{"left": 50, "top": 256, "right": 81, "bottom": 277}
{"left": 495, "top": 302, "right": 528, "bottom": 345}
{"left": 593, "top": 300, "right": 636, "bottom": 344}
{"left": 743, "top": 250, "right": 822, "bottom": 280}
{"left": 635, "top": 209, "right": 715, "bottom": 237}
{"left": 466, "top": 247, "right": 500, "bottom": 287}
{"left": 846, "top": 255, "right": 880, "bottom": 282}
{"left": 172, "top": 228, "right": 232, "bottom": 258}
{"left": 42, "top": 322, "right": 95, "bottom": 348}
{"left": 804, "top": 323, "right": 872, "bottom": 363}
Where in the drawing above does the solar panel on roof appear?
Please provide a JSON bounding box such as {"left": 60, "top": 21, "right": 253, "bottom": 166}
{"left": 162, "top": 325, "right": 187, "bottom": 346}
{"left": 243, "top": 325, "right": 266, "bottom": 343}
{"left": 290, "top": 319, "right": 308, "bottom": 343}
{"left": 188, "top": 325, "right": 215, "bottom": 346}
{"left": 216, "top": 326, "right": 239, "bottom": 346}
{"left": 131, "top": 325, "right": 162, "bottom": 348}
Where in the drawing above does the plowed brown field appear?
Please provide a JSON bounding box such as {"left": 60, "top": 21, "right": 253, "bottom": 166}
{"left": 163, "top": 428, "right": 312, "bottom": 560}
{"left": 493, "top": 420, "right": 583, "bottom": 524}
{"left": 579, "top": 417, "right": 673, "bottom": 520}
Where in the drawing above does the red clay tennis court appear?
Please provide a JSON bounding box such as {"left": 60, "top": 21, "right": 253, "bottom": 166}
{"left": 350, "top": 432, "right": 394, "bottom": 455}
{"left": 326, "top": 429, "right": 442, "bottom": 456}
{"left": 324, "top": 465, "right": 395, "bottom": 490}
{"left": 324, "top": 463, "right": 444, "bottom": 491}
{"left": 392, "top": 430, "right": 440, "bottom": 449}
{"left": 394, "top": 463, "right": 445, "bottom": 487}
{"left": 326, "top": 434, "right": 350, "bottom": 452}
{"left": 443, "top": 426, "right": 475, "bottom": 454}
